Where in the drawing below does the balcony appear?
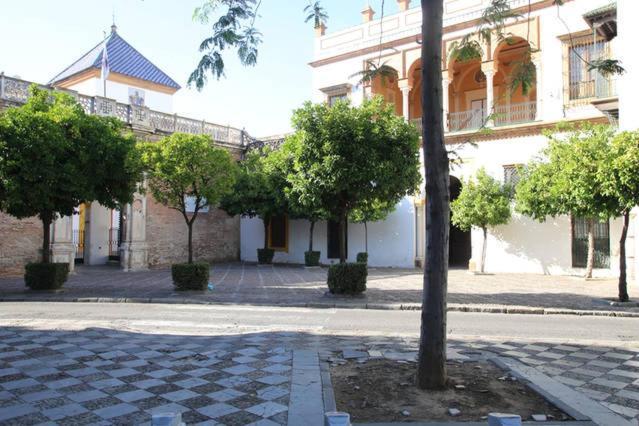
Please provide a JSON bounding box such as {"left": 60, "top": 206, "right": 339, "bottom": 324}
{"left": 494, "top": 101, "right": 537, "bottom": 127}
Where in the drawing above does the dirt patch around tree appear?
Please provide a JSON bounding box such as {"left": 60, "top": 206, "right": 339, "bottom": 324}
{"left": 331, "top": 359, "right": 571, "bottom": 423}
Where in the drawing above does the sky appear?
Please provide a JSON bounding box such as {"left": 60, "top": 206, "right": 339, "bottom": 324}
{"left": 0, "top": 0, "right": 405, "bottom": 137}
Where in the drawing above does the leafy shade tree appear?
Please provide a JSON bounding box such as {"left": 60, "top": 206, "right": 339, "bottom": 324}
{"left": 0, "top": 86, "right": 141, "bottom": 265}
{"left": 288, "top": 97, "right": 421, "bottom": 264}
{"left": 141, "top": 133, "right": 237, "bottom": 264}
{"left": 350, "top": 198, "right": 396, "bottom": 254}
{"left": 515, "top": 125, "right": 619, "bottom": 279}
{"left": 221, "top": 147, "right": 287, "bottom": 263}
{"left": 451, "top": 168, "right": 512, "bottom": 273}
{"left": 602, "top": 131, "right": 639, "bottom": 302}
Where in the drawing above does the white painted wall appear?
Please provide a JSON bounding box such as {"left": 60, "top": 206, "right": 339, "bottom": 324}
{"left": 240, "top": 198, "right": 416, "bottom": 268}
{"left": 66, "top": 77, "right": 174, "bottom": 113}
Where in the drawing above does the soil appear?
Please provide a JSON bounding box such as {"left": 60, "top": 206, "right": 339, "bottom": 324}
{"left": 331, "top": 359, "right": 571, "bottom": 423}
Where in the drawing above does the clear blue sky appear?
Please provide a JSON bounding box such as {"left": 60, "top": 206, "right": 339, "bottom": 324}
{"left": 0, "top": 0, "right": 404, "bottom": 137}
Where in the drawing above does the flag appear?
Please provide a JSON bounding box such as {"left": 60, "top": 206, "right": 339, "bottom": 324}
{"left": 101, "top": 42, "right": 110, "bottom": 81}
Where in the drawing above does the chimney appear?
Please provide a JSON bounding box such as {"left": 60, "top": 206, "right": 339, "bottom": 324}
{"left": 362, "top": 5, "right": 375, "bottom": 23}
{"left": 315, "top": 23, "right": 326, "bottom": 37}
{"left": 397, "top": 0, "right": 410, "bottom": 12}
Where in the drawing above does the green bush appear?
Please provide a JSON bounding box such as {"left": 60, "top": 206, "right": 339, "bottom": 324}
{"left": 171, "top": 262, "right": 209, "bottom": 291}
{"left": 327, "top": 262, "right": 367, "bottom": 295}
{"left": 304, "top": 251, "right": 321, "bottom": 267}
{"left": 257, "top": 248, "right": 275, "bottom": 264}
{"left": 24, "top": 262, "right": 69, "bottom": 290}
{"left": 356, "top": 252, "right": 368, "bottom": 264}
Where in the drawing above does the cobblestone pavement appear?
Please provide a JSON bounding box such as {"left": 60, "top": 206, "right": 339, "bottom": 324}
{"left": 0, "top": 323, "right": 638, "bottom": 425}
{"left": 0, "top": 263, "right": 636, "bottom": 313}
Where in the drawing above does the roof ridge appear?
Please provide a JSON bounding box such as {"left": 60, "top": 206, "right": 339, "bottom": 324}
{"left": 48, "top": 33, "right": 110, "bottom": 85}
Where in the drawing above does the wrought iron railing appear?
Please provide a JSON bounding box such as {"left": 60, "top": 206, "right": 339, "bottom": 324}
{"left": 449, "top": 108, "right": 486, "bottom": 132}
{"left": 0, "top": 74, "right": 247, "bottom": 147}
{"left": 570, "top": 78, "right": 617, "bottom": 100}
{"left": 494, "top": 101, "right": 537, "bottom": 126}
{"left": 108, "top": 227, "right": 120, "bottom": 259}
{"left": 73, "top": 229, "right": 85, "bottom": 261}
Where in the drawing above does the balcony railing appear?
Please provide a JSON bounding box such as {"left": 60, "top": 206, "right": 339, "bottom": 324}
{"left": 494, "top": 101, "right": 537, "bottom": 126}
{"left": 449, "top": 109, "right": 486, "bottom": 132}
{"left": 570, "top": 77, "right": 617, "bottom": 100}
{"left": 0, "top": 74, "right": 247, "bottom": 147}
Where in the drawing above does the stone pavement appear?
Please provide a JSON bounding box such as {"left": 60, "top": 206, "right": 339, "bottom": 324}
{"left": 0, "top": 263, "right": 637, "bottom": 314}
{"left": 0, "top": 323, "right": 638, "bottom": 425}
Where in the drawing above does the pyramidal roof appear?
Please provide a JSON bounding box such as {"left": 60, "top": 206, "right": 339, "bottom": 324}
{"left": 49, "top": 25, "right": 181, "bottom": 90}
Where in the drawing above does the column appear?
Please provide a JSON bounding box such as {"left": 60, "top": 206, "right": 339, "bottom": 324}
{"left": 442, "top": 76, "right": 450, "bottom": 132}
{"left": 120, "top": 191, "right": 148, "bottom": 271}
{"left": 533, "top": 57, "right": 542, "bottom": 121}
{"left": 398, "top": 78, "right": 412, "bottom": 122}
{"left": 50, "top": 215, "right": 75, "bottom": 272}
{"left": 482, "top": 63, "right": 495, "bottom": 127}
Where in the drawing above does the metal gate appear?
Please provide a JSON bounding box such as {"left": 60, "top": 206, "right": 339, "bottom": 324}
{"left": 571, "top": 217, "right": 610, "bottom": 268}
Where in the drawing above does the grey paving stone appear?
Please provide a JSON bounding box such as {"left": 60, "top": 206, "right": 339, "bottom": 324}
{"left": 132, "top": 378, "right": 165, "bottom": 390}
{"left": 173, "top": 378, "right": 208, "bottom": 389}
{"left": 42, "top": 403, "right": 88, "bottom": 420}
{"left": 115, "top": 389, "right": 153, "bottom": 402}
{"left": 147, "top": 369, "right": 175, "bottom": 379}
{"left": 94, "top": 402, "right": 138, "bottom": 419}
{"left": 46, "top": 378, "right": 81, "bottom": 390}
{"left": 197, "top": 402, "right": 239, "bottom": 418}
{"left": 0, "top": 403, "right": 36, "bottom": 421}
{"left": 106, "top": 368, "right": 137, "bottom": 378}
{"left": 207, "top": 388, "right": 245, "bottom": 402}
{"left": 257, "top": 375, "right": 288, "bottom": 385}
{"left": 68, "top": 390, "right": 108, "bottom": 403}
{"left": 162, "top": 389, "right": 199, "bottom": 402}
{"left": 215, "top": 376, "right": 251, "bottom": 388}
{"left": 246, "top": 401, "right": 288, "bottom": 418}
{"left": 2, "top": 378, "right": 40, "bottom": 390}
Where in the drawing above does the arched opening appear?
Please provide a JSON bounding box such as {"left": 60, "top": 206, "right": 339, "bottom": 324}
{"left": 448, "top": 56, "right": 487, "bottom": 131}
{"left": 408, "top": 59, "right": 422, "bottom": 120}
{"left": 449, "top": 175, "right": 471, "bottom": 267}
{"left": 493, "top": 37, "right": 537, "bottom": 125}
{"left": 370, "top": 69, "right": 403, "bottom": 117}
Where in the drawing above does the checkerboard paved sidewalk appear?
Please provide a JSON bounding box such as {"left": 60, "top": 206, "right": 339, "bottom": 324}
{"left": 0, "top": 325, "right": 637, "bottom": 425}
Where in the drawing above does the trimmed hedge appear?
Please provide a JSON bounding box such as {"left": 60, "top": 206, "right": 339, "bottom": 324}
{"left": 304, "top": 251, "right": 321, "bottom": 267}
{"left": 25, "top": 262, "right": 69, "bottom": 290}
{"left": 327, "top": 262, "right": 367, "bottom": 295}
{"left": 356, "top": 252, "right": 368, "bottom": 264}
{"left": 172, "top": 262, "right": 209, "bottom": 291}
{"left": 257, "top": 248, "right": 275, "bottom": 264}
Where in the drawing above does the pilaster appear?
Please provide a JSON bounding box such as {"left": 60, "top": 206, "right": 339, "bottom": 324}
{"left": 120, "top": 191, "right": 148, "bottom": 271}
{"left": 50, "top": 215, "right": 75, "bottom": 272}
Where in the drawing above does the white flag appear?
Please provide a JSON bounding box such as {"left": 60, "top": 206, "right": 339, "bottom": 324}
{"left": 101, "top": 42, "right": 110, "bottom": 80}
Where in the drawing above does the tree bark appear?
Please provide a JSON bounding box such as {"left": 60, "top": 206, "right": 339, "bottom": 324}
{"left": 417, "top": 0, "right": 449, "bottom": 390}
{"left": 309, "top": 220, "right": 315, "bottom": 252}
{"left": 263, "top": 216, "right": 271, "bottom": 250}
{"left": 585, "top": 218, "right": 595, "bottom": 279}
{"left": 481, "top": 226, "right": 488, "bottom": 274}
{"left": 187, "top": 221, "right": 194, "bottom": 264}
{"left": 619, "top": 211, "right": 630, "bottom": 302}
{"left": 41, "top": 213, "right": 53, "bottom": 264}
{"left": 364, "top": 221, "right": 368, "bottom": 253}
{"left": 339, "top": 207, "right": 347, "bottom": 264}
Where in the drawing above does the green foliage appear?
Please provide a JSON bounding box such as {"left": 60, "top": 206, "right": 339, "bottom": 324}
{"left": 24, "top": 262, "right": 69, "bottom": 290}
{"left": 140, "top": 133, "right": 237, "bottom": 263}
{"left": 327, "top": 262, "right": 367, "bottom": 294}
{"left": 356, "top": 252, "right": 368, "bottom": 264}
{"left": 604, "top": 131, "right": 639, "bottom": 213}
{"left": 448, "top": 37, "right": 482, "bottom": 64}
{"left": 350, "top": 60, "right": 399, "bottom": 87}
{"left": 304, "top": 251, "right": 321, "bottom": 267}
{"left": 452, "top": 168, "right": 512, "bottom": 232}
{"left": 171, "top": 262, "right": 210, "bottom": 290}
{"left": 257, "top": 248, "right": 275, "bottom": 264}
{"left": 304, "top": 1, "right": 328, "bottom": 28}
{"left": 350, "top": 198, "right": 396, "bottom": 225}
{"left": 515, "top": 125, "right": 619, "bottom": 222}
{"left": 0, "top": 85, "right": 141, "bottom": 263}
{"left": 287, "top": 97, "right": 421, "bottom": 262}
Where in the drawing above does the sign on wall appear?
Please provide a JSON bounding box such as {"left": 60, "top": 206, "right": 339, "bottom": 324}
{"left": 128, "top": 88, "right": 146, "bottom": 107}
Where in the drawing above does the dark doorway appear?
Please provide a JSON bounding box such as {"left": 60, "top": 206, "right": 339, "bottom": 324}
{"left": 449, "top": 176, "right": 472, "bottom": 267}
{"left": 327, "top": 220, "right": 347, "bottom": 259}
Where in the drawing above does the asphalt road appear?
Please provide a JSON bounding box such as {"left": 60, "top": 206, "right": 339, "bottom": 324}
{"left": 0, "top": 302, "right": 637, "bottom": 346}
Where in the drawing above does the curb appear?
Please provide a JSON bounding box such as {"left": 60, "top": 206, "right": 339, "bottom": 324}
{"left": 0, "top": 295, "right": 638, "bottom": 317}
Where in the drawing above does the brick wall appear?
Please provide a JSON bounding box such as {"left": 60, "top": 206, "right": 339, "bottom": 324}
{"left": 145, "top": 196, "right": 240, "bottom": 267}
{"left": 0, "top": 212, "right": 41, "bottom": 277}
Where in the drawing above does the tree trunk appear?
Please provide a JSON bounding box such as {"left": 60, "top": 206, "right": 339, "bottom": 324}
{"left": 619, "top": 211, "right": 630, "bottom": 302}
{"left": 263, "top": 216, "right": 271, "bottom": 250}
{"left": 481, "top": 226, "right": 488, "bottom": 274}
{"left": 364, "top": 221, "right": 368, "bottom": 253}
{"left": 339, "top": 207, "right": 347, "bottom": 264}
{"left": 187, "top": 221, "right": 194, "bottom": 264}
{"left": 417, "top": 0, "right": 449, "bottom": 390}
{"left": 309, "top": 220, "right": 315, "bottom": 252}
{"left": 41, "top": 214, "right": 53, "bottom": 264}
{"left": 585, "top": 218, "right": 595, "bottom": 279}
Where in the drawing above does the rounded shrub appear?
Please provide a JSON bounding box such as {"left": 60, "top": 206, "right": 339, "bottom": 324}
{"left": 304, "top": 251, "right": 321, "bottom": 267}
{"left": 171, "top": 262, "right": 209, "bottom": 291}
{"left": 327, "top": 262, "right": 368, "bottom": 295}
{"left": 257, "top": 248, "right": 275, "bottom": 265}
{"left": 24, "top": 262, "right": 69, "bottom": 290}
{"left": 356, "top": 252, "right": 368, "bottom": 264}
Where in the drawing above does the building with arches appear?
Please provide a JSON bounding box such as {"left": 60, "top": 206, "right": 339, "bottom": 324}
{"left": 242, "top": 0, "right": 637, "bottom": 282}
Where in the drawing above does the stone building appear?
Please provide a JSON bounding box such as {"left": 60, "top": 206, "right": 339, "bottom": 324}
{"left": 0, "top": 25, "right": 245, "bottom": 276}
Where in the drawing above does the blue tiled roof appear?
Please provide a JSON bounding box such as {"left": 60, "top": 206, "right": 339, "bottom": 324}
{"left": 49, "top": 29, "right": 181, "bottom": 90}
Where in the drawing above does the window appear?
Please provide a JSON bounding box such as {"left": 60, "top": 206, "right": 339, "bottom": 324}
{"left": 268, "top": 215, "right": 288, "bottom": 251}
{"left": 328, "top": 93, "right": 348, "bottom": 106}
{"left": 571, "top": 217, "right": 610, "bottom": 268}
{"left": 503, "top": 164, "right": 522, "bottom": 186}
{"left": 568, "top": 39, "right": 611, "bottom": 100}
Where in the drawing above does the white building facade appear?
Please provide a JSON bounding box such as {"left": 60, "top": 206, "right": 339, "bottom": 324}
{"left": 241, "top": 0, "right": 638, "bottom": 284}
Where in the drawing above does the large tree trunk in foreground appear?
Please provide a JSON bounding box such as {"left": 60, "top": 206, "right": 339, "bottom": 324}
{"left": 187, "top": 221, "right": 194, "bottom": 264}
{"left": 41, "top": 214, "right": 53, "bottom": 264}
{"left": 619, "top": 211, "right": 630, "bottom": 302}
{"left": 417, "top": 0, "right": 449, "bottom": 390}
{"left": 263, "top": 216, "right": 271, "bottom": 250}
{"left": 309, "top": 220, "right": 315, "bottom": 252}
{"left": 339, "top": 206, "right": 347, "bottom": 264}
{"left": 481, "top": 226, "right": 488, "bottom": 274}
{"left": 585, "top": 219, "right": 595, "bottom": 279}
{"left": 364, "top": 221, "right": 368, "bottom": 253}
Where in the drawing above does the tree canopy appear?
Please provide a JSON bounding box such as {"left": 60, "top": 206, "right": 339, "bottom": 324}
{"left": 0, "top": 85, "right": 141, "bottom": 263}
{"left": 140, "top": 133, "right": 237, "bottom": 263}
